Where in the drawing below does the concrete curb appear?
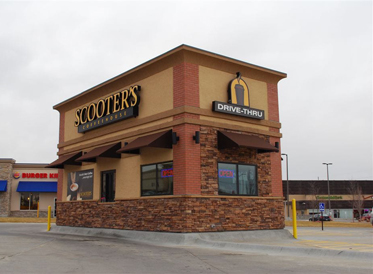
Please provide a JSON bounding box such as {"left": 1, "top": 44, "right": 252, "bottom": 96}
{"left": 49, "top": 226, "right": 372, "bottom": 261}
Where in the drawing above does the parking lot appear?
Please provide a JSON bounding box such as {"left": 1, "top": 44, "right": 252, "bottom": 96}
{"left": 0, "top": 223, "right": 372, "bottom": 273}
{"left": 286, "top": 226, "right": 373, "bottom": 253}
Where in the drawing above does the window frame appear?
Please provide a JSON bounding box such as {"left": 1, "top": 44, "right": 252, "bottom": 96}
{"left": 140, "top": 161, "right": 173, "bottom": 197}
{"left": 217, "top": 162, "right": 258, "bottom": 196}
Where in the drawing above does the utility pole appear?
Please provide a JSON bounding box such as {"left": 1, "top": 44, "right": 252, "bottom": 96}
{"left": 282, "top": 153, "right": 289, "bottom": 218}
{"left": 322, "top": 163, "right": 332, "bottom": 216}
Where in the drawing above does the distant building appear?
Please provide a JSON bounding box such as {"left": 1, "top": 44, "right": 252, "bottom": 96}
{"left": 282, "top": 180, "right": 373, "bottom": 219}
{"left": 0, "top": 158, "right": 58, "bottom": 217}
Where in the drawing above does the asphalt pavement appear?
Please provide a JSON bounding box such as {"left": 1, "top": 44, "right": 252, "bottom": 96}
{"left": 1, "top": 223, "right": 372, "bottom": 274}
{"left": 50, "top": 223, "right": 373, "bottom": 261}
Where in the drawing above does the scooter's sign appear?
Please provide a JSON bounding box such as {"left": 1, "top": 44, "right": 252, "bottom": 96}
{"left": 74, "top": 85, "right": 141, "bottom": 133}
{"left": 212, "top": 73, "right": 264, "bottom": 120}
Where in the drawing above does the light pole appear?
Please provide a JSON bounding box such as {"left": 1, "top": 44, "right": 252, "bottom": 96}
{"left": 323, "top": 163, "right": 332, "bottom": 216}
{"left": 282, "top": 153, "right": 289, "bottom": 218}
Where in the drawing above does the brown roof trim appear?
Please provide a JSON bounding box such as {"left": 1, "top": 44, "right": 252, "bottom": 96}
{"left": 53, "top": 45, "right": 287, "bottom": 110}
{"left": 218, "top": 130, "right": 279, "bottom": 153}
{"left": 76, "top": 142, "right": 121, "bottom": 162}
{"left": 117, "top": 130, "right": 173, "bottom": 153}
{"left": 183, "top": 45, "right": 287, "bottom": 76}
{"left": 14, "top": 163, "right": 50, "bottom": 168}
{"left": 46, "top": 152, "right": 83, "bottom": 169}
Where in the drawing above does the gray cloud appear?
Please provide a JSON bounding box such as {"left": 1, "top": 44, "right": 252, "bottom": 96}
{"left": 0, "top": 0, "right": 371, "bottom": 180}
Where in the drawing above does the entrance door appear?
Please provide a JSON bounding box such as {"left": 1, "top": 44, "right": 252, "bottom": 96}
{"left": 101, "top": 170, "right": 116, "bottom": 202}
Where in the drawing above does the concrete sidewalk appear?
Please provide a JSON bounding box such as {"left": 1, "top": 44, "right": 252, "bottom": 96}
{"left": 50, "top": 225, "right": 373, "bottom": 261}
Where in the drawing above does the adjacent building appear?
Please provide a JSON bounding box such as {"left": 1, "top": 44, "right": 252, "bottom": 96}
{"left": 0, "top": 158, "right": 58, "bottom": 217}
{"left": 283, "top": 180, "right": 373, "bottom": 219}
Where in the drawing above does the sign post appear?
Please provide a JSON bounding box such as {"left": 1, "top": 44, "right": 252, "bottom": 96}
{"left": 292, "top": 199, "right": 297, "bottom": 239}
{"left": 319, "top": 202, "right": 325, "bottom": 231}
{"left": 47, "top": 206, "right": 51, "bottom": 232}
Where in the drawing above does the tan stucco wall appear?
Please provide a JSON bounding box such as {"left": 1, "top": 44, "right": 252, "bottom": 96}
{"left": 11, "top": 168, "right": 58, "bottom": 211}
{"left": 61, "top": 147, "right": 173, "bottom": 202}
{"left": 199, "top": 66, "right": 268, "bottom": 119}
{"left": 39, "top": 193, "right": 57, "bottom": 210}
{"left": 63, "top": 117, "right": 173, "bottom": 152}
{"left": 63, "top": 68, "right": 173, "bottom": 143}
{"left": 200, "top": 116, "right": 269, "bottom": 132}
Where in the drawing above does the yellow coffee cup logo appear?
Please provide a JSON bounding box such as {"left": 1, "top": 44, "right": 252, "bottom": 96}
{"left": 228, "top": 72, "right": 250, "bottom": 107}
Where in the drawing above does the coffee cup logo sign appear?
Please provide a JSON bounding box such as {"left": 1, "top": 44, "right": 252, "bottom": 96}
{"left": 228, "top": 72, "right": 250, "bottom": 107}
{"left": 75, "top": 85, "right": 141, "bottom": 133}
{"left": 212, "top": 73, "right": 264, "bottom": 120}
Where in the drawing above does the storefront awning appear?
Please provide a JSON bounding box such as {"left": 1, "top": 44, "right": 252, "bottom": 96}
{"left": 46, "top": 152, "right": 83, "bottom": 168}
{"left": 76, "top": 142, "right": 121, "bottom": 162}
{"left": 16, "top": 181, "right": 57, "bottom": 192}
{"left": 117, "top": 130, "right": 173, "bottom": 154}
{"left": 218, "top": 131, "right": 279, "bottom": 153}
{"left": 0, "top": 180, "right": 7, "bottom": 192}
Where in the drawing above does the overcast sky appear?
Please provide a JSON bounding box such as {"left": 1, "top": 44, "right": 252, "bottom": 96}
{"left": 0, "top": 0, "right": 371, "bottom": 181}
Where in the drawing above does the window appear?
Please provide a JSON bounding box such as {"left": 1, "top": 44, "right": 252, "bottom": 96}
{"left": 101, "top": 170, "right": 116, "bottom": 202}
{"left": 218, "top": 163, "right": 257, "bottom": 196}
{"left": 141, "top": 162, "right": 173, "bottom": 196}
{"left": 20, "top": 192, "right": 39, "bottom": 210}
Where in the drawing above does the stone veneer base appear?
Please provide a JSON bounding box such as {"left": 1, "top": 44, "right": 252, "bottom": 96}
{"left": 56, "top": 196, "right": 285, "bottom": 233}
{"left": 10, "top": 211, "right": 50, "bottom": 218}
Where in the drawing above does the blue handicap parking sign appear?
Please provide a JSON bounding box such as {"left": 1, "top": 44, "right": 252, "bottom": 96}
{"left": 319, "top": 202, "right": 325, "bottom": 212}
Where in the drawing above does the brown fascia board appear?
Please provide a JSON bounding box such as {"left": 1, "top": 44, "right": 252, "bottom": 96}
{"left": 53, "top": 44, "right": 287, "bottom": 111}
{"left": 14, "top": 163, "right": 50, "bottom": 168}
{"left": 183, "top": 45, "right": 287, "bottom": 78}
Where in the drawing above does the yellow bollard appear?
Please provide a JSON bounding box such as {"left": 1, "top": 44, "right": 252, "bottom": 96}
{"left": 37, "top": 202, "right": 39, "bottom": 218}
{"left": 47, "top": 206, "right": 51, "bottom": 231}
{"left": 292, "top": 199, "right": 297, "bottom": 239}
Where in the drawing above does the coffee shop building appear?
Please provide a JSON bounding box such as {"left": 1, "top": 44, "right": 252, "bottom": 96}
{"left": 48, "top": 45, "right": 287, "bottom": 232}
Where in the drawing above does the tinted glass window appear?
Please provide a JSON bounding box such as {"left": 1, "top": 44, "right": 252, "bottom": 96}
{"left": 218, "top": 163, "right": 257, "bottom": 196}
{"left": 141, "top": 162, "right": 173, "bottom": 196}
{"left": 20, "top": 192, "right": 39, "bottom": 210}
{"left": 218, "top": 163, "right": 237, "bottom": 195}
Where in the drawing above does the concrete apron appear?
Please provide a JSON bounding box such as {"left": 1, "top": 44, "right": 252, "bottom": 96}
{"left": 50, "top": 226, "right": 371, "bottom": 261}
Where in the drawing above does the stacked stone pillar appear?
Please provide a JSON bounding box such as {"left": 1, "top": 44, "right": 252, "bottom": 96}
{"left": 0, "top": 159, "right": 15, "bottom": 217}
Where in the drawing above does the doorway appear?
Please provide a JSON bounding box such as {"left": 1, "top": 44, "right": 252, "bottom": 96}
{"left": 101, "top": 170, "right": 116, "bottom": 202}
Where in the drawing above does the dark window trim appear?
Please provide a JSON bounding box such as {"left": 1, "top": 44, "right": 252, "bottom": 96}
{"left": 101, "top": 169, "right": 116, "bottom": 202}
{"left": 217, "top": 162, "right": 258, "bottom": 196}
{"left": 140, "top": 161, "right": 173, "bottom": 197}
